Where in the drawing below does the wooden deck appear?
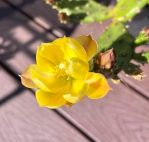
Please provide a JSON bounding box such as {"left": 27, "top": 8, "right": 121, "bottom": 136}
{"left": 0, "top": 0, "right": 149, "bottom": 142}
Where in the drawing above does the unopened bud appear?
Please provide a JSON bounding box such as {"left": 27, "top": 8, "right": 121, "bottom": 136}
{"left": 96, "top": 48, "right": 115, "bottom": 69}
{"left": 58, "top": 12, "right": 68, "bottom": 24}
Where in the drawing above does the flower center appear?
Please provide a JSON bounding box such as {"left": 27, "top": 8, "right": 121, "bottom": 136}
{"left": 55, "top": 62, "right": 71, "bottom": 81}
{"left": 59, "top": 63, "right": 65, "bottom": 70}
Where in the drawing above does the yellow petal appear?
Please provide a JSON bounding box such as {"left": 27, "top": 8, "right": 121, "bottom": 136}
{"left": 20, "top": 65, "right": 37, "bottom": 88}
{"left": 76, "top": 35, "right": 97, "bottom": 60}
{"left": 30, "top": 65, "right": 70, "bottom": 93}
{"left": 53, "top": 37, "right": 88, "bottom": 62}
{"left": 85, "top": 72, "right": 110, "bottom": 99}
{"left": 36, "top": 55, "right": 55, "bottom": 73}
{"left": 68, "top": 57, "right": 89, "bottom": 79}
{"left": 36, "top": 43, "right": 65, "bottom": 65}
{"left": 63, "top": 80, "right": 87, "bottom": 104}
{"left": 63, "top": 94, "right": 80, "bottom": 104}
{"left": 71, "top": 80, "right": 87, "bottom": 95}
{"left": 36, "top": 90, "right": 66, "bottom": 108}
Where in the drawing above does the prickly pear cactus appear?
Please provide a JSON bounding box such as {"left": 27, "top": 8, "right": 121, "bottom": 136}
{"left": 45, "top": 0, "right": 148, "bottom": 23}
{"left": 95, "top": 23, "right": 149, "bottom": 80}
{"left": 45, "top": 0, "right": 109, "bottom": 23}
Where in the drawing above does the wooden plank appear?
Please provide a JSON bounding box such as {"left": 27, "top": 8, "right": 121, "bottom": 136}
{"left": 9, "top": 0, "right": 62, "bottom": 27}
{"left": 71, "top": 21, "right": 110, "bottom": 39}
{"left": 1, "top": 1, "right": 149, "bottom": 142}
{"left": 0, "top": 69, "right": 88, "bottom": 142}
{"left": 4, "top": 0, "right": 74, "bottom": 36}
{"left": 0, "top": 95, "right": 88, "bottom": 142}
{"left": 119, "top": 61, "right": 149, "bottom": 98}
{"left": 61, "top": 82, "right": 149, "bottom": 142}
{"left": 0, "top": 1, "right": 54, "bottom": 71}
{"left": 0, "top": 68, "right": 22, "bottom": 101}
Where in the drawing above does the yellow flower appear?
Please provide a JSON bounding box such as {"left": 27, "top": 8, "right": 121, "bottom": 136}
{"left": 20, "top": 35, "right": 110, "bottom": 108}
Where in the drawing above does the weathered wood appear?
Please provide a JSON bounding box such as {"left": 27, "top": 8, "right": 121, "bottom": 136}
{"left": 3, "top": 0, "right": 74, "bottom": 36}
{"left": 0, "top": 68, "right": 88, "bottom": 142}
{"left": 0, "top": 1, "right": 53, "bottom": 70}
{"left": 119, "top": 62, "right": 149, "bottom": 98}
{"left": 8, "top": 0, "right": 62, "bottom": 28}
{"left": 61, "top": 82, "right": 149, "bottom": 142}
{"left": 0, "top": 67, "right": 22, "bottom": 101}
{"left": 1, "top": 1, "right": 149, "bottom": 141}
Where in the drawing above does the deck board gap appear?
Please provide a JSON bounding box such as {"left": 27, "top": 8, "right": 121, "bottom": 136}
{"left": 121, "top": 80, "right": 149, "bottom": 101}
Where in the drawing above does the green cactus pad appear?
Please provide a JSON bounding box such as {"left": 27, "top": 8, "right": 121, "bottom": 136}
{"left": 109, "top": 0, "right": 149, "bottom": 22}
{"left": 97, "top": 22, "right": 127, "bottom": 52}
{"left": 46, "top": 0, "right": 110, "bottom": 23}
